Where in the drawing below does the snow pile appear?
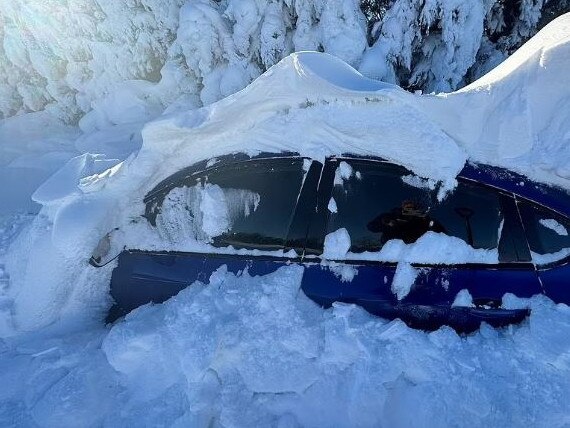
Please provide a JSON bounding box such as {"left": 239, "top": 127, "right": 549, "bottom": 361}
{"left": 323, "top": 228, "right": 352, "bottom": 260}
{"left": 323, "top": 231, "right": 499, "bottom": 265}
{"left": 421, "top": 13, "right": 570, "bottom": 188}
{"left": 1, "top": 266, "right": 570, "bottom": 427}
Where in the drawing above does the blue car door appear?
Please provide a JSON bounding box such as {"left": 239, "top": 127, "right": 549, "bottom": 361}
{"left": 300, "top": 157, "right": 541, "bottom": 330}
{"left": 107, "top": 155, "right": 323, "bottom": 321}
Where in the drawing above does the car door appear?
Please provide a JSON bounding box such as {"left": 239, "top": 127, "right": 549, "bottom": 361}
{"left": 107, "top": 155, "right": 323, "bottom": 321}
{"left": 300, "top": 157, "right": 541, "bottom": 330}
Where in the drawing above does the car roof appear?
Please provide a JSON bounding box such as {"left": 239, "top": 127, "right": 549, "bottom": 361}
{"left": 459, "top": 162, "right": 570, "bottom": 218}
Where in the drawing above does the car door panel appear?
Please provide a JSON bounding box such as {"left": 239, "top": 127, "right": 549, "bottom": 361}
{"left": 301, "top": 262, "right": 397, "bottom": 308}
{"left": 537, "top": 262, "right": 570, "bottom": 303}
{"left": 108, "top": 251, "right": 208, "bottom": 320}
{"left": 108, "top": 157, "right": 321, "bottom": 321}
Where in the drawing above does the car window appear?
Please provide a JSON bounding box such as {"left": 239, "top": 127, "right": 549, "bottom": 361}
{"left": 325, "top": 159, "right": 504, "bottom": 256}
{"left": 154, "top": 158, "right": 307, "bottom": 250}
{"left": 326, "top": 160, "right": 435, "bottom": 253}
{"left": 430, "top": 181, "right": 503, "bottom": 250}
{"left": 518, "top": 200, "right": 570, "bottom": 265}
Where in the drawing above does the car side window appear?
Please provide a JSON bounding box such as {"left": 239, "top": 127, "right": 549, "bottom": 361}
{"left": 518, "top": 200, "right": 570, "bottom": 265}
{"left": 154, "top": 158, "right": 307, "bottom": 250}
{"left": 430, "top": 181, "right": 503, "bottom": 250}
{"left": 325, "top": 159, "right": 504, "bottom": 258}
{"left": 326, "top": 160, "right": 435, "bottom": 253}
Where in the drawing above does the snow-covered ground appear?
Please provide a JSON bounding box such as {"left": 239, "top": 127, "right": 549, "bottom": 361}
{"left": 1, "top": 12, "right": 570, "bottom": 428}
{"left": 1, "top": 268, "right": 570, "bottom": 427}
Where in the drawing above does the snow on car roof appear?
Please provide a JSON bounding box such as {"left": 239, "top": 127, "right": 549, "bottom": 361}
{"left": 138, "top": 51, "right": 467, "bottom": 195}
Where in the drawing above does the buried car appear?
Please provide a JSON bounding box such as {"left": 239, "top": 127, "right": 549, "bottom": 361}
{"left": 92, "top": 153, "right": 570, "bottom": 331}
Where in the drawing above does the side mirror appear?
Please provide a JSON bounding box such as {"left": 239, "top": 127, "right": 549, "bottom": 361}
{"left": 89, "top": 228, "right": 123, "bottom": 267}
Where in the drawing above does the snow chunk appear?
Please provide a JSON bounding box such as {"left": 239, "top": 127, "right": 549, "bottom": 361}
{"left": 322, "top": 261, "right": 358, "bottom": 283}
{"left": 539, "top": 218, "right": 568, "bottom": 236}
{"left": 401, "top": 174, "right": 437, "bottom": 190}
{"left": 328, "top": 197, "right": 338, "bottom": 213}
{"left": 334, "top": 161, "right": 354, "bottom": 186}
{"left": 391, "top": 262, "right": 418, "bottom": 301}
{"left": 501, "top": 293, "right": 532, "bottom": 310}
{"left": 199, "top": 184, "right": 231, "bottom": 238}
{"left": 452, "top": 289, "right": 475, "bottom": 308}
{"left": 323, "top": 228, "right": 351, "bottom": 260}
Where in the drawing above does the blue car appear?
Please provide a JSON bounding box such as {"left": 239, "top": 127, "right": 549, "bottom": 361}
{"left": 92, "top": 153, "right": 570, "bottom": 331}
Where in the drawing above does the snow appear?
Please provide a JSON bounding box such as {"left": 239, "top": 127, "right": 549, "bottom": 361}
{"left": 501, "top": 293, "right": 532, "bottom": 310}
{"left": 156, "top": 183, "right": 261, "bottom": 244}
{"left": 327, "top": 197, "right": 338, "bottom": 214}
{"left": 452, "top": 289, "right": 475, "bottom": 308}
{"left": 140, "top": 51, "right": 465, "bottom": 192}
{"left": 391, "top": 262, "right": 419, "bottom": 300}
{"left": 531, "top": 249, "right": 570, "bottom": 266}
{"left": 322, "top": 261, "right": 359, "bottom": 283}
{"left": 1, "top": 12, "right": 570, "bottom": 427}
{"left": 1, "top": 266, "right": 570, "bottom": 427}
{"left": 333, "top": 161, "right": 355, "bottom": 186}
{"left": 420, "top": 13, "right": 570, "bottom": 188}
{"left": 323, "top": 228, "right": 352, "bottom": 260}
{"left": 539, "top": 218, "right": 568, "bottom": 236}
{"left": 345, "top": 232, "right": 498, "bottom": 265}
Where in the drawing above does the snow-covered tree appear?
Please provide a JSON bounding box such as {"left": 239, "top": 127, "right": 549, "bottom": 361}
{"left": 0, "top": 0, "right": 568, "bottom": 125}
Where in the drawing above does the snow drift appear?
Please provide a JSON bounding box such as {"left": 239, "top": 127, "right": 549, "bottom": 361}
{"left": 421, "top": 13, "right": 570, "bottom": 188}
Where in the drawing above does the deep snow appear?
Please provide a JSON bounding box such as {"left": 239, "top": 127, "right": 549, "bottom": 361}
{"left": 0, "top": 12, "right": 570, "bottom": 428}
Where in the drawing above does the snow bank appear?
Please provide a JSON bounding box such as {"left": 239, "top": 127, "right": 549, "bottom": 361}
{"left": 420, "top": 13, "right": 570, "bottom": 188}
{"left": 1, "top": 266, "right": 569, "bottom": 427}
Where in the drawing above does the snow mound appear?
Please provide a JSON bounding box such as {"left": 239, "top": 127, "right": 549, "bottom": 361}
{"left": 1, "top": 266, "right": 570, "bottom": 427}
{"left": 421, "top": 13, "right": 570, "bottom": 188}
{"left": 141, "top": 51, "right": 466, "bottom": 191}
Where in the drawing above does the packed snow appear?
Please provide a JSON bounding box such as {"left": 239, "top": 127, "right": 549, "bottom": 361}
{"left": 323, "top": 231, "right": 499, "bottom": 265}
{"left": 1, "top": 266, "right": 570, "bottom": 427}
{"left": 452, "top": 289, "right": 475, "bottom": 308}
{"left": 420, "top": 14, "right": 570, "bottom": 188}
{"left": 1, "top": 12, "right": 570, "bottom": 428}
{"left": 539, "top": 218, "right": 568, "bottom": 236}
